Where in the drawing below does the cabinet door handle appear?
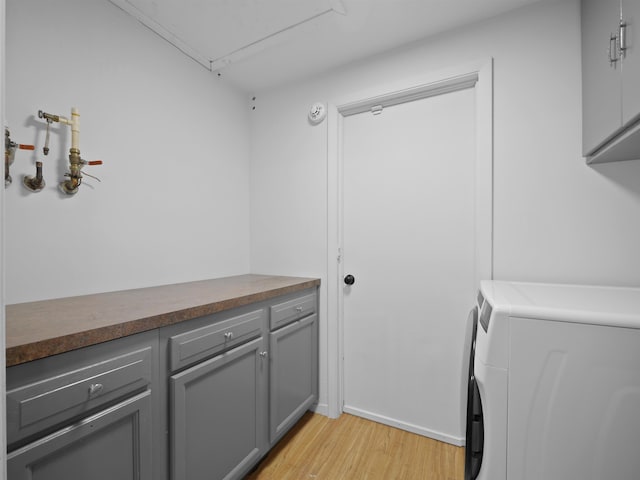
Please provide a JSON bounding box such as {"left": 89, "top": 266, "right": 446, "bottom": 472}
{"left": 224, "top": 331, "right": 234, "bottom": 340}
{"left": 295, "top": 306, "right": 304, "bottom": 312}
{"left": 259, "top": 351, "right": 268, "bottom": 358}
{"left": 620, "top": 21, "right": 628, "bottom": 58}
{"left": 609, "top": 33, "right": 620, "bottom": 67}
{"left": 88, "top": 383, "right": 104, "bottom": 398}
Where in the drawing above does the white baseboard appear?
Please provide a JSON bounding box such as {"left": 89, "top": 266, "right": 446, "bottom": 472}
{"left": 342, "top": 405, "right": 465, "bottom": 447}
{"left": 310, "top": 402, "right": 329, "bottom": 417}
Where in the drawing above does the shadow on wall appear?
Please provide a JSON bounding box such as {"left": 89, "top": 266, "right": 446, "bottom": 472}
{"left": 591, "top": 160, "right": 640, "bottom": 200}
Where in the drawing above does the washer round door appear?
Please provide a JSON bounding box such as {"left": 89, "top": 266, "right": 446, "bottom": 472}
{"left": 465, "top": 307, "right": 484, "bottom": 480}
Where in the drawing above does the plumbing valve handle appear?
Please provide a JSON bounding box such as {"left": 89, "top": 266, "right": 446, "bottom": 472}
{"left": 86, "top": 160, "right": 102, "bottom": 166}
{"left": 17, "top": 144, "right": 35, "bottom": 151}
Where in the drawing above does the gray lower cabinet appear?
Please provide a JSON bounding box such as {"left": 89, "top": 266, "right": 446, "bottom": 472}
{"left": 269, "top": 313, "right": 318, "bottom": 444}
{"left": 166, "top": 289, "right": 318, "bottom": 479}
{"left": 6, "top": 285, "right": 319, "bottom": 480}
{"left": 6, "top": 331, "right": 158, "bottom": 480}
{"left": 7, "top": 391, "right": 152, "bottom": 480}
{"left": 170, "top": 336, "right": 268, "bottom": 480}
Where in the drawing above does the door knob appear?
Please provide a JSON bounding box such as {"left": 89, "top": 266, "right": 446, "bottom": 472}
{"left": 344, "top": 274, "right": 355, "bottom": 285}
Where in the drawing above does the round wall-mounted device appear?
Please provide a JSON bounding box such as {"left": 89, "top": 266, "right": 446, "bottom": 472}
{"left": 308, "top": 102, "right": 327, "bottom": 124}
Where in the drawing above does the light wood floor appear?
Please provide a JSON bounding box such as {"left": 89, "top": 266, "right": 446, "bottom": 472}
{"left": 245, "top": 413, "right": 465, "bottom": 480}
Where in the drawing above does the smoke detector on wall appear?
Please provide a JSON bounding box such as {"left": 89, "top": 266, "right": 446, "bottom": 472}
{"left": 308, "top": 102, "right": 327, "bottom": 124}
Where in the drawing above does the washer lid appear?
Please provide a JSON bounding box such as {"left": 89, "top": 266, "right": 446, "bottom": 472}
{"left": 480, "top": 280, "right": 640, "bottom": 329}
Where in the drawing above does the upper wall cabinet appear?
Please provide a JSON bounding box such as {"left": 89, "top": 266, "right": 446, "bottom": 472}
{"left": 582, "top": 0, "right": 640, "bottom": 163}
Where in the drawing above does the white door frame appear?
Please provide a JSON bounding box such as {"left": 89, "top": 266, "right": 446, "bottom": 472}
{"left": 325, "top": 59, "right": 494, "bottom": 419}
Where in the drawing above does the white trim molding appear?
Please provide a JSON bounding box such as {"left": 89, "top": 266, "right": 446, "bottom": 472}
{"left": 343, "top": 405, "right": 465, "bottom": 446}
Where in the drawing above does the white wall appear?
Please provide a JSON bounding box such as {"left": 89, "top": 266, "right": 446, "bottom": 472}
{"left": 5, "top": 0, "right": 252, "bottom": 304}
{"left": 249, "top": 0, "right": 640, "bottom": 440}
{"left": 6, "top": 0, "right": 640, "bottom": 447}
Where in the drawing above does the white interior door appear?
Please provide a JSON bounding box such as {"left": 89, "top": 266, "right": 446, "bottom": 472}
{"left": 342, "top": 86, "right": 477, "bottom": 442}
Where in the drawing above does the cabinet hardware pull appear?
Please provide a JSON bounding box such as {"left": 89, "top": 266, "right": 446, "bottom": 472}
{"left": 88, "top": 383, "right": 104, "bottom": 398}
{"left": 224, "top": 331, "right": 234, "bottom": 340}
{"left": 295, "top": 306, "right": 304, "bottom": 312}
{"left": 620, "top": 21, "right": 628, "bottom": 58}
{"left": 259, "top": 351, "right": 268, "bottom": 358}
{"left": 609, "top": 33, "right": 619, "bottom": 67}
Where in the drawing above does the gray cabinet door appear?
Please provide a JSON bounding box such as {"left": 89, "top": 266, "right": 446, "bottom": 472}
{"left": 170, "top": 337, "right": 267, "bottom": 480}
{"left": 7, "top": 391, "right": 152, "bottom": 480}
{"left": 269, "top": 313, "right": 318, "bottom": 444}
{"left": 622, "top": 0, "right": 640, "bottom": 125}
{"left": 582, "top": 0, "right": 623, "bottom": 155}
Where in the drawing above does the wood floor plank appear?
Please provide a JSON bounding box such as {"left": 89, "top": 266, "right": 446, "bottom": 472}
{"left": 245, "top": 413, "right": 464, "bottom": 480}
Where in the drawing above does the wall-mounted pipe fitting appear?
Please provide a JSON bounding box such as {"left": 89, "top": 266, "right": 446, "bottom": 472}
{"left": 5, "top": 127, "right": 35, "bottom": 187}
{"left": 60, "top": 147, "right": 82, "bottom": 195}
{"left": 59, "top": 148, "right": 103, "bottom": 195}
{"left": 38, "top": 107, "right": 102, "bottom": 195}
{"left": 23, "top": 161, "right": 45, "bottom": 192}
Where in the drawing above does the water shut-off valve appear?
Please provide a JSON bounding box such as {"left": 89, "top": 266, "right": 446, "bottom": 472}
{"left": 38, "top": 108, "right": 102, "bottom": 195}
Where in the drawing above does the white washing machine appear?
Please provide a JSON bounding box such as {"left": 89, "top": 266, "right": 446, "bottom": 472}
{"left": 465, "top": 280, "right": 640, "bottom": 480}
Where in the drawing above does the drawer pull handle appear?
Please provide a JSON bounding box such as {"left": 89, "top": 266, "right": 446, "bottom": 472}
{"left": 224, "top": 332, "right": 234, "bottom": 340}
{"left": 88, "top": 383, "right": 104, "bottom": 398}
{"left": 295, "top": 306, "right": 304, "bottom": 312}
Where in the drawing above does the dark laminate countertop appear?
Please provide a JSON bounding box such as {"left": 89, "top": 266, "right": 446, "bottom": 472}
{"left": 6, "top": 274, "right": 320, "bottom": 367}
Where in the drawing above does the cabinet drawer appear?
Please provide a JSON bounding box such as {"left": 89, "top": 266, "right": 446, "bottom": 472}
{"left": 169, "top": 309, "right": 265, "bottom": 372}
{"left": 270, "top": 292, "right": 317, "bottom": 331}
{"left": 7, "top": 346, "right": 152, "bottom": 446}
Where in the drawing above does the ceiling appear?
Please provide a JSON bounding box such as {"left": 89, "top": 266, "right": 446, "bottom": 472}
{"left": 108, "top": 0, "right": 549, "bottom": 92}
